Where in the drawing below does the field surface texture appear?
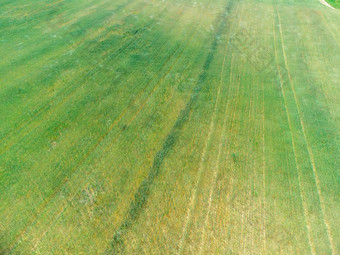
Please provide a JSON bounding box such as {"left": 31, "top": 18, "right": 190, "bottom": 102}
{"left": 0, "top": 0, "right": 339, "bottom": 254}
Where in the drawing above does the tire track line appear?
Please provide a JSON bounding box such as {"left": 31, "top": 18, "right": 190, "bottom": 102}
{"left": 216, "top": 8, "right": 242, "bottom": 251}
{"left": 249, "top": 75, "right": 256, "bottom": 253}
{"left": 276, "top": 8, "right": 335, "bottom": 254}
{"left": 241, "top": 63, "right": 251, "bottom": 255}
{"left": 222, "top": 53, "right": 240, "bottom": 253}
{"left": 177, "top": 52, "right": 222, "bottom": 255}
{"left": 197, "top": 33, "right": 230, "bottom": 255}
{"left": 250, "top": 75, "right": 258, "bottom": 254}
{"left": 243, "top": 64, "right": 255, "bottom": 255}
{"left": 251, "top": 56, "right": 260, "bottom": 254}
{"left": 261, "top": 53, "right": 267, "bottom": 255}
{"left": 273, "top": 19, "right": 315, "bottom": 255}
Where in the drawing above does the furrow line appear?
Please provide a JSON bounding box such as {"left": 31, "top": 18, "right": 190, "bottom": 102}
{"left": 197, "top": 32, "right": 229, "bottom": 255}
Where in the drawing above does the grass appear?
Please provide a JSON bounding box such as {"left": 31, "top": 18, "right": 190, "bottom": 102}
{"left": 326, "top": 0, "right": 340, "bottom": 9}
{"left": 0, "top": 0, "right": 339, "bottom": 254}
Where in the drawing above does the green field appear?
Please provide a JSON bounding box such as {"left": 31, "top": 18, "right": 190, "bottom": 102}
{"left": 326, "top": 0, "right": 340, "bottom": 9}
{"left": 0, "top": 0, "right": 339, "bottom": 254}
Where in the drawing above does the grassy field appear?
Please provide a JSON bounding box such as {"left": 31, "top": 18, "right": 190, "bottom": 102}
{"left": 0, "top": 0, "right": 339, "bottom": 254}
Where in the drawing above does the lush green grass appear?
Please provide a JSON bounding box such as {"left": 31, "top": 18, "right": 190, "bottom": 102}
{"left": 0, "top": 0, "right": 339, "bottom": 254}
{"left": 326, "top": 0, "right": 340, "bottom": 9}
